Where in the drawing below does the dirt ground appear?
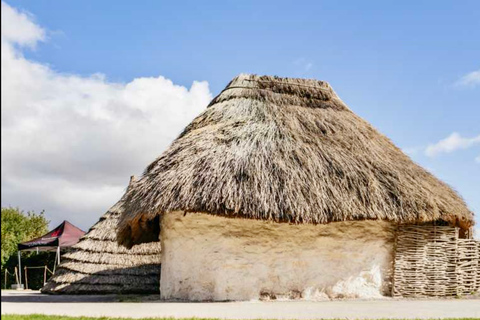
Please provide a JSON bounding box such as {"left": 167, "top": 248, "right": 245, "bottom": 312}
{"left": 2, "top": 290, "right": 480, "bottom": 319}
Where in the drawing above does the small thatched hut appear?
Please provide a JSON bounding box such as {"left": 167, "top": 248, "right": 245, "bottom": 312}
{"left": 42, "top": 177, "right": 161, "bottom": 294}
{"left": 117, "top": 74, "right": 476, "bottom": 301}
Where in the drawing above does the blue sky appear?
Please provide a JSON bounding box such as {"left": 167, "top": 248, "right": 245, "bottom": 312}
{"left": 2, "top": 1, "right": 479, "bottom": 231}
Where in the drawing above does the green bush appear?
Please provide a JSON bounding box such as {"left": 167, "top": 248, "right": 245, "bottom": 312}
{"left": 1, "top": 207, "right": 53, "bottom": 289}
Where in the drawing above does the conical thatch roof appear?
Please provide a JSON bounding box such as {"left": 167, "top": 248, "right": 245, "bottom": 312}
{"left": 117, "top": 74, "right": 474, "bottom": 248}
{"left": 42, "top": 178, "right": 161, "bottom": 294}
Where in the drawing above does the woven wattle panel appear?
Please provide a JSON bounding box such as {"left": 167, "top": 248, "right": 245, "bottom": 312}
{"left": 393, "top": 225, "right": 454, "bottom": 297}
{"left": 393, "top": 225, "right": 480, "bottom": 297}
{"left": 457, "top": 239, "right": 479, "bottom": 295}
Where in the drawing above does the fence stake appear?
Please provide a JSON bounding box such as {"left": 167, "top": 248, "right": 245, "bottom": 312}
{"left": 24, "top": 266, "right": 28, "bottom": 290}
{"left": 17, "top": 251, "right": 22, "bottom": 285}
{"left": 14, "top": 267, "right": 19, "bottom": 285}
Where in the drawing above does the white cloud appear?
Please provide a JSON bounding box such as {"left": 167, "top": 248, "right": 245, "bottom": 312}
{"left": 294, "top": 58, "right": 313, "bottom": 72}
{"left": 1, "top": 2, "right": 212, "bottom": 229}
{"left": 425, "top": 133, "right": 480, "bottom": 157}
{"left": 455, "top": 69, "right": 480, "bottom": 88}
{"left": 1, "top": 2, "right": 45, "bottom": 47}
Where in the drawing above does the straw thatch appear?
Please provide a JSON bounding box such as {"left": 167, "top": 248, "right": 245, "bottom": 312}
{"left": 117, "top": 74, "right": 474, "bottom": 248}
{"left": 42, "top": 177, "right": 161, "bottom": 294}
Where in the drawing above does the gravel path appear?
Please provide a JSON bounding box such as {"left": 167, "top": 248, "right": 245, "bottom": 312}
{"left": 2, "top": 290, "right": 480, "bottom": 319}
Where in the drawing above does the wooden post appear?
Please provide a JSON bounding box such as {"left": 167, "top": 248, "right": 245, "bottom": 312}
{"left": 24, "top": 266, "right": 28, "bottom": 290}
{"left": 4, "top": 269, "right": 7, "bottom": 289}
{"left": 53, "top": 253, "right": 57, "bottom": 274}
{"left": 52, "top": 247, "right": 61, "bottom": 274}
{"left": 44, "top": 266, "right": 48, "bottom": 285}
{"left": 14, "top": 267, "right": 19, "bottom": 285}
{"left": 17, "top": 251, "right": 22, "bottom": 285}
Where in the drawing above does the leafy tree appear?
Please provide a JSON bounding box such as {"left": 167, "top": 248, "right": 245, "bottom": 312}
{"left": 1, "top": 207, "right": 49, "bottom": 268}
{"left": 2, "top": 207, "right": 53, "bottom": 289}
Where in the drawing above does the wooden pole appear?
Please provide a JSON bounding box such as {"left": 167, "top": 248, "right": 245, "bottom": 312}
{"left": 4, "top": 269, "right": 7, "bottom": 289}
{"left": 14, "top": 267, "right": 19, "bottom": 285}
{"left": 53, "top": 248, "right": 58, "bottom": 273}
{"left": 44, "top": 266, "right": 47, "bottom": 285}
{"left": 46, "top": 266, "right": 54, "bottom": 275}
{"left": 24, "top": 266, "right": 28, "bottom": 290}
{"left": 17, "top": 251, "right": 22, "bottom": 285}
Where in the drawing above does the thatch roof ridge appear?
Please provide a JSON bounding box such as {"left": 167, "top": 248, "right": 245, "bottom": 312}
{"left": 117, "top": 74, "right": 473, "bottom": 248}
{"left": 42, "top": 177, "right": 161, "bottom": 294}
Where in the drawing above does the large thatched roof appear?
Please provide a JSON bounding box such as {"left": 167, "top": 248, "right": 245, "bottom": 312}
{"left": 117, "top": 74, "right": 473, "bottom": 248}
{"left": 42, "top": 178, "right": 161, "bottom": 294}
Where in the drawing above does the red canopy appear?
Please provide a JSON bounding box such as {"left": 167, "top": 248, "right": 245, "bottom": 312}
{"left": 18, "top": 220, "right": 85, "bottom": 251}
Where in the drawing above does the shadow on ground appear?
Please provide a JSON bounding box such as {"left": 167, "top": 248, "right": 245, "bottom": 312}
{"left": 1, "top": 291, "right": 161, "bottom": 303}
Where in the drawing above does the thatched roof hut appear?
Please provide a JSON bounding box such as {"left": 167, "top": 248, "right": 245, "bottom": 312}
{"left": 42, "top": 177, "right": 161, "bottom": 294}
{"left": 116, "top": 74, "right": 474, "bottom": 301}
{"left": 117, "top": 74, "right": 473, "bottom": 246}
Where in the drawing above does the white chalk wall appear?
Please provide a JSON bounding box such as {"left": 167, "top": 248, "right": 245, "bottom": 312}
{"left": 160, "top": 211, "right": 395, "bottom": 301}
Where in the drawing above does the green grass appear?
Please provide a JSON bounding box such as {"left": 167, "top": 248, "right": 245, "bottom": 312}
{"left": 2, "top": 316, "right": 187, "bottom": 320}
{"left": 2, "top": 315, "right": 480, "bottom": 320}
{"left": 0, "top": 316, "right": 204, "bottom": 320}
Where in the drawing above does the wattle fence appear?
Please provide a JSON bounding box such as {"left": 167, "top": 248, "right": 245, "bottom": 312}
{"left": 392, "top": 225, "right": 479, "bottom": 297}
